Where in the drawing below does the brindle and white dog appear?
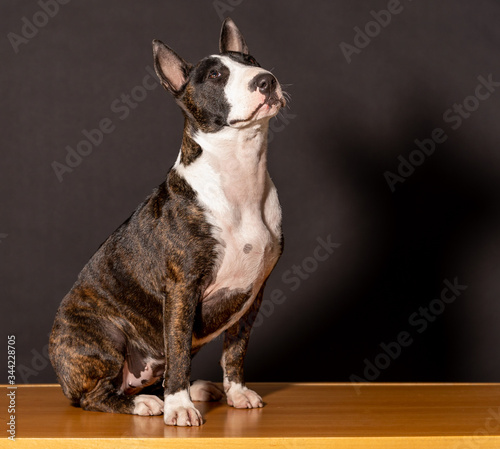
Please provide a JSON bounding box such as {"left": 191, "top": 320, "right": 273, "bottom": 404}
{"left": 49, "top": 18, "right": 286, "bottom": 426}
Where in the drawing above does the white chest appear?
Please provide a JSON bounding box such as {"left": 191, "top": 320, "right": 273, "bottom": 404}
{"left": 205, "top": 198, "right": 281, "bottom": 297}
{"left": 173, "top": 129, "right": 282, "bottom": 299}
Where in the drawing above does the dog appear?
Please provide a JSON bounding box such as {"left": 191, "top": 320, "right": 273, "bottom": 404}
{"left": 49, "top": 17, "right": 286, "bottom": 427}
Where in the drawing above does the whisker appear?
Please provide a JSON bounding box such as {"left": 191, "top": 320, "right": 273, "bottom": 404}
{"left": 281, "top": 90, "right": 292, "bottom": 108}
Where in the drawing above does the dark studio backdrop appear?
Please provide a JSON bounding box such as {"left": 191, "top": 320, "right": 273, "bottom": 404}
{"left": 2, "top": 0, "right": 500, "bottom": 385}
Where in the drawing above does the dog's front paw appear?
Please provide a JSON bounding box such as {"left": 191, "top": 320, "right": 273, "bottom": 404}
{"left": 191, "top": 380, "right": 225, "bottom": 402}
{"left": 164, "top": 390, "right": 203, "bottom": 426}
{"left": 133, "top": 394, "right": 164, "bottom": 416}
{"left": 225, "top": 382, "right": 263, "bottom": 409}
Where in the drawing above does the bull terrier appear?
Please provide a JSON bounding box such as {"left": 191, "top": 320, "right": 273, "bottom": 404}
{"left": 49, "top": 17, "right": 287, "bottom": 426}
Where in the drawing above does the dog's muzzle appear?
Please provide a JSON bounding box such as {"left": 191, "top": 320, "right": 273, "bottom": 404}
{"left": 249, "top": 73, "right": 286, "bottom": 108}
{"left": 251, "top": 73, "right": 276, "bottom": 96}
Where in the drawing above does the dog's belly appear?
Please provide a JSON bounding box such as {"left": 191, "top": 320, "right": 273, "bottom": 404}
{"left": 117, "top": 342, "right": 165, "bottom": 395}
{"left": 192, "top": 286, "right": 254, "bottom": 347}
{"left": 120, "top": 359, "right": 162, "bottom": 395}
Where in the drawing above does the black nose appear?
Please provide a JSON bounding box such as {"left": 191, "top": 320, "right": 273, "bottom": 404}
{"left": 250, "top": 73, "right": 277, "bottom": 96}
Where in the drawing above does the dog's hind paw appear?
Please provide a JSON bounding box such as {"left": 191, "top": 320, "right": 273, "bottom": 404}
{"left": 133, "top": 394, "right": 164, "bottom": 416}
{"left": 190, "top": 380, "right": 224, "bottom": 402}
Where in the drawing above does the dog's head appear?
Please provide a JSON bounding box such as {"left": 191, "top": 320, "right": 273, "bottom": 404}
{"left": 152, "top": 18, "right": 286, "bottom": 133}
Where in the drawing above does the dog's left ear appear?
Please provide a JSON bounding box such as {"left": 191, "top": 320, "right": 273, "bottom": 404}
{"left": 219, "top": 17, "right": 249, "bottom": 54}
{"left": 152, "top": 40, "right": 191, "bottom": 95}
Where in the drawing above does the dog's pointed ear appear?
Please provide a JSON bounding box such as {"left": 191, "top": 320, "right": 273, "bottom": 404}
{"left": 219, "top": 17, "right": 249, "bottom": 54}
{"left": 152, "top": 40, "right": 191, "bottom": 95}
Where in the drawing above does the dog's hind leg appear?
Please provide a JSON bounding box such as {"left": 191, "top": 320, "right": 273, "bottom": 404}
{"left": 80, "top": 378, "right": 164, "bottom": 416}
{"left": 51, "top": 331, "right": 164, "bottom": 416}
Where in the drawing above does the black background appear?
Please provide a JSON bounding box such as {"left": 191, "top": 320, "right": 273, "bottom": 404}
{"left": 3, "top": 0, "right": 500, "bottom": 385}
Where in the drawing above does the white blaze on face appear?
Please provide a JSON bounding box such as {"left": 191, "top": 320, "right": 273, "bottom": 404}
{"left": 216, "top": 55, "right": 283, "bottom": 126}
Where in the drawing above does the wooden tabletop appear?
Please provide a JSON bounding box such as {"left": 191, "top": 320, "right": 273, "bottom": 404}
{"left": 2, "top": 383, "right": 500, "bottom": 448}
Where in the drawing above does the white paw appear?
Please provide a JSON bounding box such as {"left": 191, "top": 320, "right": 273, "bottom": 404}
{"left": 225, "top": 382, "right": 263, "bottom": 409}
{"left": 191, "top": 380, "right": 225, "bottom": 402}
{"left": 133, "top": 394, "right": 164, "bottom": 416}
{"left": 164, "top": 389, "right": 203, "bottom": 426}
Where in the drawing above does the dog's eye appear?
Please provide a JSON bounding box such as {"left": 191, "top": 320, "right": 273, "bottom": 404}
{"left": 208, "top": 70, "right": 221, "bottom": 79}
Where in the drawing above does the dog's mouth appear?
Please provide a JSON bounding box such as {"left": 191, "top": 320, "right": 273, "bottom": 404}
{"left": 228, "top": 95, "right": 285, "bottom": 126}
{"left": 266, "top": 94, "right": 286, "bottom": 108}
{"left": 228, "top": 103, "right": 264, "bottom": 126}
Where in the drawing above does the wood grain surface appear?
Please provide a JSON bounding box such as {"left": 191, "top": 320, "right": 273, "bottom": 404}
{"left": 1, "top": 383, "right": 500, "bottom": 448}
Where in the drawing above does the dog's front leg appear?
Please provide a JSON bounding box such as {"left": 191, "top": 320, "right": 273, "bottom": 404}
{"left": 221, "top": 286, "right": 265, "bottom": 409}
{"left": 163, "top": 286, "right": 202, "bottom": 426}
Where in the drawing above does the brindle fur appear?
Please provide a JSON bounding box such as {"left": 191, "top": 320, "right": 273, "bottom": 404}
{"left": 49, "top": 168, "right": 220, "bottom": 411}
{"left": 49, "top": 18, "right": 283, "bottom": 419}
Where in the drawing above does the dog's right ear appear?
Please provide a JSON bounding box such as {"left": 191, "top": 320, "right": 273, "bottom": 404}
{"left": 152, "top": 40, "right": 191, "bottom": 95}
{"left": 219, "top": 17, "right": 249, "bottom": 54}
